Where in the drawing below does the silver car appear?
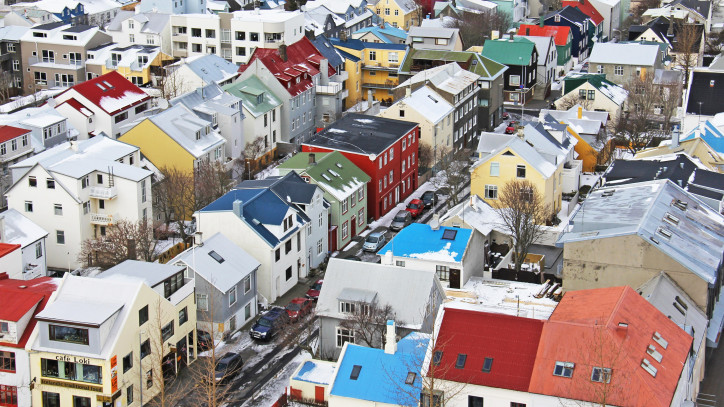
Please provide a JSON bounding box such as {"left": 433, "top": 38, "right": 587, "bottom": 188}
{"left": 363, "top": 232, "right": 387, "bottom": 252}
{"left": 390, "top": 210, "right": 412, "bottom": 231}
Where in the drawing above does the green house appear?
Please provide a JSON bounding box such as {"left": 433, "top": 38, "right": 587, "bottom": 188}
{"left": 278, "top": 152, "right": 371, "bottom": 252}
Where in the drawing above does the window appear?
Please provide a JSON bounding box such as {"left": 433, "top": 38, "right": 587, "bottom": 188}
{"left": 161, "top": 321, "right": 174, "bottom": 341}
{"left": 54, "top": 204, "right": 62, "bottom": 216}
{"left": 369, "top": 50, "right": 376, "bottom": 60}
{"left": 197, "top": 294, "right": 208, "bottom": 311}
{"left": 516, "top": 165, "right": 526, "bottom": 178}
{"left": 455, "top": 354, "right": 467, "bottom": 368}
{"left": 421, "top": 390, "right": 443, "bottom": 407}
{"left": 553, "top": 361, "right": 575, "bottom": 378}
{"left": 229, "top": 287, "right": 237, "bottom": 306}
{"left": 12, "top": 60, "right": 19, "bottom": 71}
{"left": 42, "top": 392, "right": 60, "bottom": 407}
{"left": 24, "top": 201, "right": 33, "bottom": 213}
{"left": 614, "top": 65, "right": 623, "bottom": 75}
{"left": 0, "top": 351, "right": 15, "bottom": 372}
{"left": 205, "top": 29, "right": 215, "bottom": 38}
{"left": 243, "top": 275, "right": 251, "bottom": 294}
{"left": 591, "top": 367, "right": 612, "bottom": 383}
{"left": 468, "top": 396, "right": 484, "bottom": 407}
{"left": 28, "top": 176, "right": 37, "bottom": 187}
{"left": 384, "top": 7, "right": 390, "bottom": 14}
{"left": 336, "top": 327, "right": 354, "bottom": 347}
{"left": 191, "top": 28, "right": 201, "bottom": 37}
{"left": 49, "top": 325, "right": 89, "bottom": 345}
{"left": 55, "top": 230, "right": 64, "bottom": 244}
{"left": 140, "top": 339, "right": 151, "bottom": 359}
{"left": 126, "top": 385, "right": 133, "bottom": 405}
{"left": 35, "top": 242, "right": 42, "bottom": 259}
{"left": 484, "top": 185, "right": 498, "bottom": 199}
{"left": 490, "top": 162, "right": 499, "bottom": 176}
{"left": 510, "top": 403, "right": 526, "bottom": 407}
{"left": 342, "top": 221, "right": 349, "bottom": 239}
{"left": 0, "top": 385, "right": 18, "bottom": 406}
{"left": 7, "top": 44, "right": 15, "bottom": 52}
{"left": 358, "top": 187, "right": 364, "bottom": 202}
{"left": 285, "top": 266, "right": 292, "bottom": 280}
{"left": 358, "top": 209, "right": 364, "bottom": 226}
{"left": 139, "top": 305, "right": 148, "bottom": 325}
{"left": 146, "top": 369, "right": 153, "bottom": 388}
{"left": 250, "top": 32, "right": 259, "bottom": 41}
{"left": 317, "top": 239, "right": 323, "bottom": 254}
{"left": 436, "top": 265, "right": 449, "bottom": 280}
{"left": 236, "top": 31, "right": 245, "bottom": 40}
{"left": 46, "top": 178, "right": 55, "bottom": 188}
{"left": 275, "top": 248, "right": 281, "bottom": 261}
{"left": 388, "top": 52, "right": 398, "bottom": 63}
{"left": 342, "top": 198, "right": 348, "bottom": 214}
{"left": 285, "top": 239, "right": 292, "bottom": 254}
{"left": 81, "top": 176, "right": 89, "bottom": 188}
{"left": 122, "top": 353, "right": 133, "bottom": 373}
{"left": 179, "top": 307, "right": 188, "bottom": 325}
{"left": 482, "top": 357, "right": 493, "bottom": 372}
{"left": 245, "top": 303, "right": 251, "bottom": 320}
{"left": 396, "top": 260, "right": 406, "bottom": 267}
{"left": 115, "top": 112, "right": 128, "bottom": 123}
{"left": 509, "top": 75, "right": 521, "bottom": 86}
{"left": 34, "top": 72, "right": 47, "bottom": 85}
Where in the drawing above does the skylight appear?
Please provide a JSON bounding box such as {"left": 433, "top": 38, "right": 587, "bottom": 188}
{"left": 102, "top": 80, "right": 114, "bottom": 89}
{"left": 455, "top": 354, "right": 467, "bottom": 369}
{"left": 442, "top": 229, "right": 457, "bottom": 240}
{"left": 96, "top": 83, "right": 106, "bottom": 91}
{"left": 641, "top": 358, "right": 657, "bottom": 377}
{"left": 335, "top": 162, "right": 343, "bottom": 168}
{"left": 652, "top": 332, "right": 668, "bottom": 349}
{"left": 646, "top": 345, "right": 663, "bottom": 363}
{"left": 208, "top": 250, "right": 225, "bottom": 264}
{"left": 432, "top": 351, "right": 443, "bottom": 366}
{"left": 482, "top": 357, "right": 493, "bottom": 373}
{"left": 657, "top": 227, "right": 672, "bottom": 240}
{"left": 350, "top": 365, "right": 362, "bottom": 380}
{"left": 672, "top": 199, "right": 688, "bottom": 211}
{"left": 663, "top": 213, "right": 680, "bottom": 226}
{"left": 405, "top": 372, "right": 416, "bottom": 385}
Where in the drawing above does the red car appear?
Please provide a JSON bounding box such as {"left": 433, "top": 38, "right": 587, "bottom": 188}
{"left": 285, "top": 297, "right": 314, "bottom": 322}
{"left": 501, "top": 112, "right": 510, "bottom": 120}
{"left": 505, "top": 121, "right": 519, "bottom": 134}
{"left": 405, "top": 199, "right": 425, "bottom": 218}
{"left": 305, "top": 279, "right": 323, "bottom": 301}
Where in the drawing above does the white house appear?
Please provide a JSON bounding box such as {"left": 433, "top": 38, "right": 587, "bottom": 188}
{"left": 165, "top": 54, "right": 239, "bottom": 97}
{"left": 588, "top": 0, "right": 621, "bottom": 39}
{"left": 229, "top": 9, "right": 305, "bottom": 64}
{"left": 516, "top": 34, "right": 557, "bottom": 96}
{"left": 107, "top": 11, "right": 172, "bottom": 55}
{"left": 6, "top": 136, "right": 153, "bottom": 271}
{"left": 0, "top": 209, "right": 48, "bottom": 280}
{"left": 53, "top": 71, "right": 152, "bottom": 140}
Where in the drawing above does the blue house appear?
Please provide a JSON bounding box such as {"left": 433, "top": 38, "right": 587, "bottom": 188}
{"left": 328, "top": 321, "right": 430, "bottom": 407}
{"left": 379, "top": 223, "right": 484, "bottom": 289}
{"left": 543, "top": 6, "right": 593, "bottom": 60}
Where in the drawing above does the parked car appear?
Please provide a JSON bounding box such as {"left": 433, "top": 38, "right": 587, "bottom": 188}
{"left": 197, "top": 329, "right": 213, "bottom": 352}
{"left": 363, "top": 232, "right": 387, "bottom": 252}
{"left": 285, "top": 297, "right": 314, "bottom": 322}
{"left": 501, "top": 111, "right": 510, "bottom": 120}
{"left": 421, "top": 191, "right": 438, "bottom": 208}
{"left": 582, "top": 61, "right": 589, "bottom": 72}
{"left": 214, "top": 352, "right": 244, "bottom": 383}
{"left": 390, "top": 210, "right": 413, "bottom": 231}
{"left": 306, "top": 279, "right": 323, "bottom": 301}
{"left": 405, "top": 199, "right": 425, "bottom": 218}
{"left": 249, "top": 307, "right": 289, "bottom": 341}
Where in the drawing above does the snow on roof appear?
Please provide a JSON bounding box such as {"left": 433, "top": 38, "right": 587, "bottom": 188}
{"left": 473, "top": 133, "right": 558, "bottom": 178}
{"left": 170, "top": 233, "right": 260, "bottom": 294}
{"left": 76, "top": 0, "right": 121, "bottom": 15}
{"left": 0, "top": 25, "right": 29, "bottom": 42}
{"left": 595, "top": 79, "right": 628, "bottom": 105}
{"left": 380, "top": 223, "right": 472, "bottom": 263}
{"left": 439, "top": 195, "right": 507, "bottom": 236}
{"left": 37, "top": 297, "right": 123, "bottom": 325}
{"left": 292, "top": 359, "right": 336, "bottom": 385}
{"left": 99, "top": 260, "right": 185, "bottom": 287}
{"left": 589, "top": 42, "right": 660, "bottom": 66}
{"left": 20, "top": 23, "right": 103, "bottom": 47}
{"left": 0, "top": 209, "right": 48, "bottom": 248}
{"left": 231, "top": 8, "right": 302, "bottom": 22}
{"left": 146, "top": 104, "right": 226, "bottom": 158}
{"left": 395, "top": 86, "right": 453, "bottom": 124}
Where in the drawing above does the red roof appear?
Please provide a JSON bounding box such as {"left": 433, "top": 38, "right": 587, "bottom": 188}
{"left": 238, "top": 37, "right": 336, "bottom": 97}
{"left": 0, "top": 125, "right": 31, "bottom": 144}
{"left": 430, "top": 308, "right": 544, "bottom": 392}
{"left": 0, "top": 243, "right": 20, "bottom": 258}
{"left": 0, "top": 276, "right": 57, "bottom": 348}
{"left": 562, "top": 1, "right": 604, "bottom": 25}
{"left": 528, "top": 286, "right": 693, "bottom": 407}
{"left": 518, "top": 24, "right": 572, "bottom": 47}
{"left": 59, "top": 71, "right": 150, "bottom": 115}
{"left": 57, "top": 98, "right": 93, "bottom": 117}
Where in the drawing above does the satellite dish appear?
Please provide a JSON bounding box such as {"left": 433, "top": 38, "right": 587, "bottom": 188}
{"left": 156, "top": 98, "right": 169, "bottom": 110}
{"left": 368, "top": 153, "right": 376, "bottom": 161}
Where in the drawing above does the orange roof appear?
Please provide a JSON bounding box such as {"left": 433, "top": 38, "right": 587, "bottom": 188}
{"left": 529, "top": 286, "right": 693, "bottom": 406}
{"left": 562, "top": 1, "right": 604, "bottom": 25}
{"left": 517, "top": 24, "right": 572, "bottom": 47}
{"left": 0, "top": 243, "right": 20, "bottom": 258}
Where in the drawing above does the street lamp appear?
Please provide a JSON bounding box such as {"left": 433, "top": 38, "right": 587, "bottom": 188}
{"left": 698, "top": 101, "right": 703, "bottom": 125}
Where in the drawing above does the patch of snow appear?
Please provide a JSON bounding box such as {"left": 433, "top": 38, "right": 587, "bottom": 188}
{"left": 354, "top": 118, "right": 374, "bottom": 124}
{"left": 327, "top": 128, "right": 347, "bottom": 134}
{"left": 98, "top": 90, "right": 147, "bottom": 114}
{"left": 342, "top": 241, "right": 358, "bottom": 251}
{"left": 241, "top": 351, "right": 312, "bottom": 407}
{"left": 408, "top": 242, "right": 459, "bottom": 262}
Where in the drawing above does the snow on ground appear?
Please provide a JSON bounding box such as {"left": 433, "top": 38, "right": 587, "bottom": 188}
{"left": 444, "top": 277, "right": 559, "bottom": 320}
{"left": 580, "top": 172, "right": 601, "bottom": 187}
{"left": 154, "top": 237, "right": 184, "bottom": 257}
{"left": 241, "top": 351, "right": 312, "bottom": 407}
{"left": 366, "top": 175, "right": 438, "bottom": 231}
{"left": 342, "top": 240, "right": 358, "bottom": 251}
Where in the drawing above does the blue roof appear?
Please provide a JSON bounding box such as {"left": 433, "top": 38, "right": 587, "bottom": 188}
{"left": 293, "top": 360, "right": 336, "bottom": 385}
{"left": 311, "top": 35, "right": 345, "bottom": 69}
{"left": 330, "top": 332, "right": 430, "bottom": 404}
{"left": 353, "top": 25, "right": 408, "bottom": 43}
{"left": 185, "top": 54, "right": 239, "bottom": 85}
{"left": 330, "top": 37, "right": 408, "bottom": 51}
{"left": 337, "top": 49, "right": 361, "bottom": 62}
{"left": 379, "top": 224, "right": 472, "bottom": 263}
{"left": 680, "top": 120, "right": 724, "bottom": 154}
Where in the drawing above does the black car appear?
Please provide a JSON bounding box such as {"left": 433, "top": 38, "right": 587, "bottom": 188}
{"left": 197, "top": 329, "right": 213, "bottom": 352}
{"left": 421, "top": 191, "right": 438, "bottom": 208}
{"left": 250, "top": 307, "right": 289, "bottom": 341}
{"left": 214, "top": 352, "right": 243, "bottom": 384}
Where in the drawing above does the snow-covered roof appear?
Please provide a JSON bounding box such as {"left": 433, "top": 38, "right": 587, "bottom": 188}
{"left": 473, "top": 133, "right": 559, "bottom": 178}
{"left": 146, "top": 104, "right": 226, "bottom": 158}
{"left": 99, "top": 260, "right": 185, "bottom": 288}
{"left": 397, "top": 62, "right": 480, "bottom": 96}
{"left": 174, "top": 54, "right": 239, "bottom": 85}
{"left": 589, "top": 42, "right": 661, "bottom": 66}
{"left": 20, "top": 23, "right": 104, "bottom": 46}
{"left": 440, "top": 195, "right": 508, "bottom": 236}
{"left": 170, "top": 233, "right": 260, "bottom": 294}
{"left": 380, "top": 223, "right": 473, "bottom": 263}
{"left": 0, "top": 25, "right": 29, "bottom": 41}
{"left": 231, "top": 8, "right": 301, "bottom": 22}
{"left": 0, "top": 209, "right": 48, "bottom": 248}
{"left": 77, "top": 0, "right": 121, "bottom": 15}
{"left": 37, "top": 297, "right": 123, "bottom": 325}
{"left": 395, "top": 86, "right": 453, "bottom": 125}
{"left": 292, "top": 359, "right": 336, "bottom": 385}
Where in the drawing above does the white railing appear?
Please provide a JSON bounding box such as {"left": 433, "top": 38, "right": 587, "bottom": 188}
{"left": 89, "top": 186, "right": 117, "bottom": 199}
{"left": 22, "top": 264, "right": 43, "bottom": 280}
{"left": 316, "top": 82, "right": 343, "bottom": 95}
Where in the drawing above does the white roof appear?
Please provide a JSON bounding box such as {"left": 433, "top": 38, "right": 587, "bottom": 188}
{"left": 20, "top": 23, "right": 104, "bottom": 46}
{"left": 408, "top": 26, "right": 457, "bottom": 39}
{"left": 99, "top": 260, "right": 185, "bottom": 287}
{"left": 397, "top": 62, "right": 480, "bottom": 95}
{"left": 37, "top": 297, "right": 124, "bottom": 325}
{"left": 589, "top": 42, "right": 660, "bottom": 66}
{"left": 473, "top": 132, "right": 559, "bottom": 178}
{"left": 170, "top": 233, "right": 260, "bottom": 293}
{"left": 516, "top": 35, "right": 554, "bottom": 62}
{"left": 146, "top": 105, "right": 226, "bottom": 158}
{"left": 395, "top": 86, "right": 453, "bottom": 125}
{"left": 439, "top": 195, "right": 508, "bottom": 236}
{"left": 231, "top": 8, "right": 302, "bottom": 22}
{"left": 0, "top": 208, "right": 48, "bottom": 248}
{"left": 77, "top": 0, "right": 121, "bottom": 15}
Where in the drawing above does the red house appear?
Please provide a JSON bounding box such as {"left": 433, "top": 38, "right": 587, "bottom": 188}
{"left": 302, "top": 114, "right": 420, "bottom": 220}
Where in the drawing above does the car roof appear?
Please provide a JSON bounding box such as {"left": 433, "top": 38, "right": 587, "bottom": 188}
{"left": 369, "top": 232, "right": 384, "bottom": 237}
{"left": 219, "top": 353, "right": 239, "bottom": 362}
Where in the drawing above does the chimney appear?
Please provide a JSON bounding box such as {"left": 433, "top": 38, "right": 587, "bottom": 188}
{"left": 516, "top": 125, "right": 525, "bottom": 139}
{"left": 526, "top": 27, "right": 530, "bottom": 35}
{"left": 320, "top": 58, "right": 329, "bottom": 86}
{"left": 367, "top": 89, "right": 373, "bottom": 102}
{"left": 539, "top": 17, "right": 544, "bottom": 27}
{"left": 384, "top": 320, "right": 397, "bottom": 354}
{"left": 194, "top": 231, "right": 203, "bottom": 246}
{"left": 308, "top": 153, "right": 316, "bottom": 165}
{"left": 667, "top": 16, "right": 674, "bottom": 37}
{"left": 671, "top": 125, "right": 680, "bottom": 148}
{"left": 69, "top": 140, "right": 78, "bottom": 151}
{"left": 279, "top": 43, "right": 287, "bottom": 62}
{"left": 340, "top": 30, "right": 348, "bottom": 42}
{"left": 509, "top": 32, "right": 514, "bottom": 41}
{"left": 578, "top": 105, "right": 583, "bottom": 119}
{"left": 232, "top": 199, "right": 244, "bottom": 218}
{"left": 469, "top": 195, "right": 476, "bottom": 209}
{"left": 405, "top": 86, "right": 411, "bottom": 98}
{"left": 380, "top": 20, "right": 385, "bottom": 29}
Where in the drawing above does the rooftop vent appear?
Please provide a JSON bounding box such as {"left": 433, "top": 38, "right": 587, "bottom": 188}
{"left": 672, "top": 199, "right": 688, "bottom": 211}
{"left": 663, "top": 213, "right": 680, "bottom": 226}
{"left": 618, "top": 322, "right": 628, "bottom": 328}
{"left": 641, "top": 358, "right": 658, "bottom": 377}
{"left": 653, "top": 332, "right": 668, "bottom": 349}
{"left": 350, "top": 365, "right": 362, "bottom": 380}
{"left": 601, "top": 189, "right": 615, "bottom": 197}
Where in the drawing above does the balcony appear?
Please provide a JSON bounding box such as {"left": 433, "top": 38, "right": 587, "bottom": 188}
{"left": 173, "top": 32, "right": 189, "bottom": 42}
{"left": 362, "top": 81, "right": 396, "bottom": 89}
{"left": 89, "top": 186, "right": 117, "bottom": 199}
{"left": 332, "top": 70, "right": 349, "bottom": 82}
{"left": 316, "top": 81, "right": 344, "bottom": 95}
{"left": 362, "top": 62, "right": 399, "bottom": 72}
{"left": 28, "top": 56, "right": 84, "bottom": 69}
{"left": 90, "top": 213, "right": 115, "bottom": 226}
{"left": 22, "top": 263, "right": 43, "bottom": 280}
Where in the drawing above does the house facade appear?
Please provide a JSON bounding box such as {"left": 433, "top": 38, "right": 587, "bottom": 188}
{"left": 107, "top": 11, "right": 172, "bottom": 55}
{"left": 517, "top": 24, "right": 573, "bottom": 73}
{"left": 0, "top": 26, "right": 28, "bottom": 100}
{"left": 0, "top": 126, "right": 35, "bottom": 210}
{"left": 0, "top": 209, "right": 48, "bottom": 280}
{"left": 543, "top": 6, "right": 592, "bottom": 60}
{"left": 481, "top": 37, "right": 538, "bottom": 104}
{"left": 588, "top": 42, "right": 664, "bottom": 85}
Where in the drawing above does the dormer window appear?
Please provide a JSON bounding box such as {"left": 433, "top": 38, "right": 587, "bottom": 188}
{"left": 195, "top": 130, "right": 202, "bottom": 140}
{"left": 49, "top": 324, "right": 89, "bottom": 345}
{"left": 256, "top": 93, "right": 264, "bottom": 104}
{"left": 0, "top": 322, "right": 8, "bottom": 333}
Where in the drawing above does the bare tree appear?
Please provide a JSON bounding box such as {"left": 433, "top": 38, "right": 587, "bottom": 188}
{"left": 153, "top": 166, "right": 196, "bottom": 241}
{"left": 443, "top": 10, "right": 512, "bottom": 48}
{"left": 657, "top": 77, "right": 682, "bottom": 132}
{"left": 418, "top": 143, "right": 434, "bottom": 173}
{"left": 540, "top": 0, "right": 563, "bottom": 14}
{"left": 556, "top": 92, "right": 594, "bottom": 111}
{"left": 243, "top": 136, "right": 268, "bottom": 174}
{"left": 78, "top": 219, "right": 161, "bottom": 269}
{"left": 340, "top": 302, "right": 398, "bottom": 349}
{"left": 610, "top": 72, "right": 663, "bottom": 155}
{"left": 155, "top": 66, "right": 183, "bottom": 100}
{"left": 0, "top": 72, "right": 15, "bottom": 105}
{"left": 429, "top": 146, "right": 469, "bottom": 208}
{"left": 493, "top": 179, "right": 551, "bottom": 273}
{"left": 194, "top": 160, "right": 233, "bottom": 211}
{"left": 673, "top": 22, "right": 703, "bottom": 89}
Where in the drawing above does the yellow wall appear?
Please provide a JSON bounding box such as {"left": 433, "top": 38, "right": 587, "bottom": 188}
{"left": 334, "top": 44, "right": 404, "bottom": 109}
{"left": 471, "top": 148, "right": 562, "bottom": 213}
{"left": 635, "top": 138, "right": 724, "bottom": 172}
{"left": 119, "top": 120, "right": 196, "bottom": 173}
{"left": 368, "top": 1, "right": 417, "bottom": 29}
{"left": 566, "top": 126, "right": 599, "bottom": 172}
{"left": 102, "top": 52, "right": 172, "bottom": 85}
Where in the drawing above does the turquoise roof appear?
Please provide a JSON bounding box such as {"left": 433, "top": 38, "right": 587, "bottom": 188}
{"left": 380, "top": 223, "right": 472, "bottom": 263}
{"left": 223, "top": 75, "right": 281, "bottom": 118}
{"left": 481, "top": 37, "right": 536, "bottom": 65}
{"left": 353, "top": 25, "right": 407, "bottom": 43}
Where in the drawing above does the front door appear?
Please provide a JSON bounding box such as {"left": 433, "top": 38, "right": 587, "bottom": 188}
{"left": 229, "top": 315, "right": 237, "bottom": 332}
{"left": 395, "top": 186, "right": 400, "bottom": 204}
{"left": 315, "top": 386, "right": 325, "bottom": 403}
{"left": 351, "top": 216, "right": 356, "bottom": 237}
{"left": 449, "top": 269, "right": 461, "bottom": 289}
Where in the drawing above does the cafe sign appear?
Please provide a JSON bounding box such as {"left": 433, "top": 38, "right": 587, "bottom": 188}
{"left": 40, "top": 379, "right": 102, "bottom": 392}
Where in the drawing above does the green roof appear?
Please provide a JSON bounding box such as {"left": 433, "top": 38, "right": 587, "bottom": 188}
{"left": 562, "top": 73, "right": 627, "bottom": 105}
{"left": 278, "top": 152, "right": 371, "bottom": 201}
{"left": 481, "top": 37, "right": 536, "bottom": 66}
{"left": 399, "top": 48, "right": 507, "bottom": 79}
{"left": 223, "top": 75, "right": 281, "bottom": 118}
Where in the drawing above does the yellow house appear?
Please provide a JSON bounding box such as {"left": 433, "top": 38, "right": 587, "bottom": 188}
{"left": 102, "top": 51, "right": 173, "bottom": 86}
{"left": 635, "top": 137, "right": 724, "bottom": 172}
{"left": 86, "top": 44, "right": 173, "bottom": 86}
{"left": 471, "top": 133, "right": 564, "bottom": 214}
{"left": 29, "top": 264, "right": 196, "bottom": 407}
{"left": 331, "top": 38, "right": 408, "bottom": 109}
{"left": 119, "top": 104, "right": 227, "bottom": 174}
{"left": 368, "top": 0, "right": 420, "bottom": 29}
